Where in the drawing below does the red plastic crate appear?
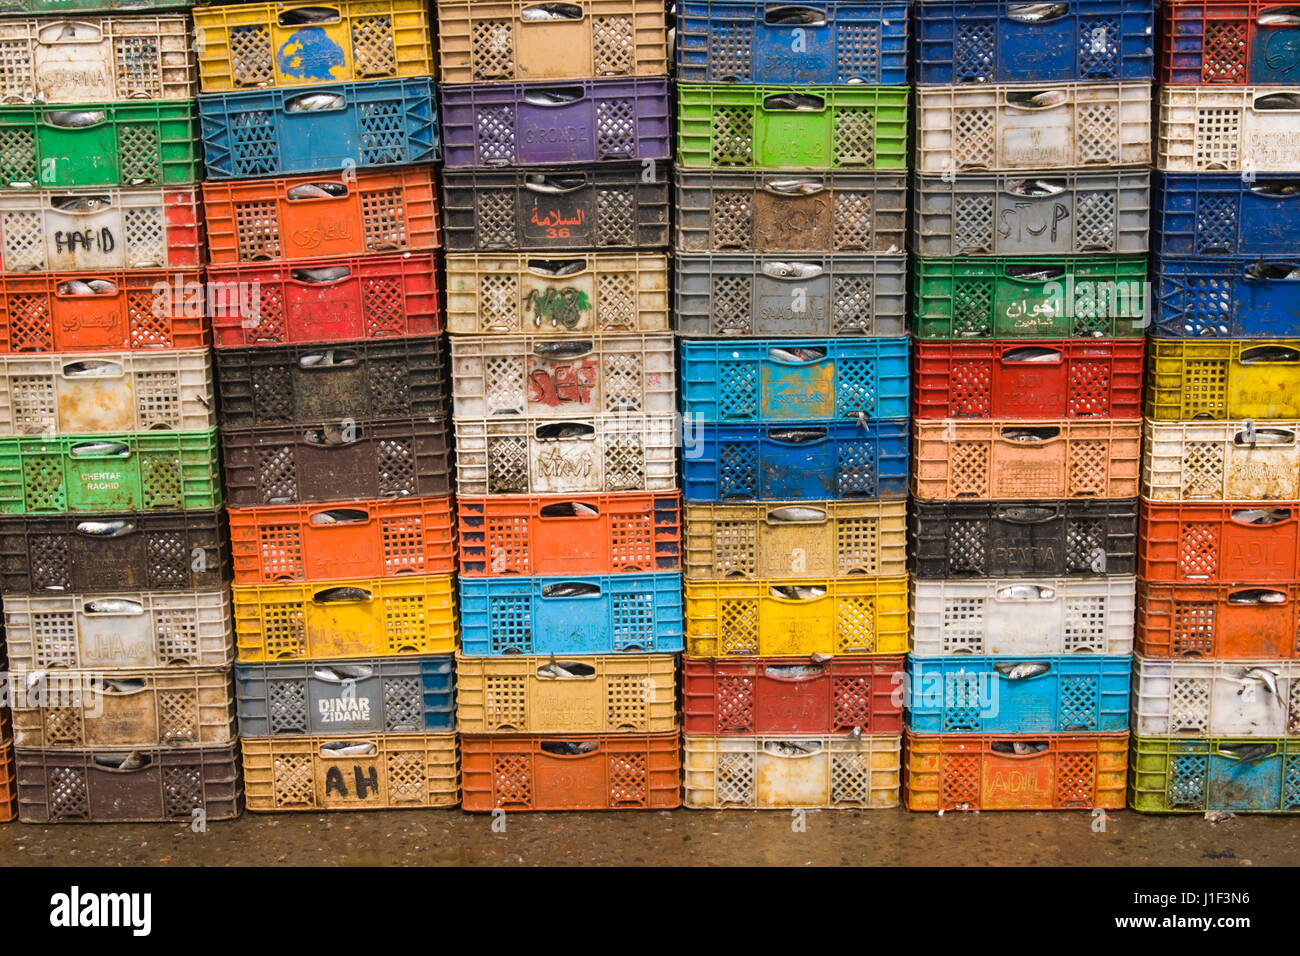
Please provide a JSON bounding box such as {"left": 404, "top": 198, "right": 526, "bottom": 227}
{"left": 1160, "top": 0, "right": 1300, "bottom": 84}
{"left": 1137, "top": 580, "right": 1300, "bottom": 659}
{"left": 230, "top": 495, "right": 456, "bottom": 585}
{"left": 460, "top": 733, "right": 682, "bottom": 812}
{"left": 912, "top": 339, "right": 1144, "bottom": 420}
{"left": 208, "top": 252, "right": 442, "bottom": 348}
{"left": 202, "top": 167, "right": 441, "bottom": 266}
{"left": 457, "top": 492, "right": 681, "bottom": 576}
{"left": 0, "top": 269, "right": 209, "bottom": 354}
{"left": 682, "top": 655, "right": 905, "bottom": 736}
{"left": 1139, "top": 500, "right": 1300, "bottom": 584}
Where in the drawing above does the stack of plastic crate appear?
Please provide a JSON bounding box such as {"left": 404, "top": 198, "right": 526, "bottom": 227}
{"left": 192, "top": 0, "right": 460, "bottom": 814}
{"left": 674, "top": 2, "right": 911, "bottom": 810}
{"left": 1131, "top": 0, "right": 1300, "bottom": 814}
{"left": 435, "top": 0, "right": 682, "bottom": 813}
{"left": 0, "top": 5, "right": 240, "bottom": 823}
{"left": 904, "top": 0, "right": 1154, "bottom": 812}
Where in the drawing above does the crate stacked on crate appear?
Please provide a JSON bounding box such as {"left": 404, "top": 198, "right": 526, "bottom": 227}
{"left": 0, "top": 4, "right": 241, "bottom": 823}
{"left": 905, "top": 0, "right": 1154, "bottom": 812}
{"left": 436, "top": 0, "right": 681, "bottom": 812}
{"left": 674, "top": 2, "right": 910, "bottom": 810}
{"left": 1130, "top": 0, "right": 1300, "bottom": 814}
{"left": 0, "top": 632, "right": 12, "bottom": 823}
{"left": 192, "top": 0, "right": 459, "bottom": 813}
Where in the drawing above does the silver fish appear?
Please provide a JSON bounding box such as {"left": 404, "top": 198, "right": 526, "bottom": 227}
{"left": 84, "top": 598, "right": 138, "bottom": 613}
{"left": 1258, "top": 12, "right": 1300, "bottom": 24}
{"left": 1029, "top": 90, "right": 1068, "bottom": 108}
{"left": 58, "top": 279, "right": 95, "bottom": 295}
{"left": 542, "top": 582, "right": 596, "bottom": 597}
{"left": 770, "top": 428, "right": 826, "bottom": 442}
{"left": 293, "top": 266, "right": 351, "bottom": 283}
{"left": 538, "top": 424, "right": 592, "bottom": 439}
{"left": 1004, "top": 429, "right": 1050, "bottom": 442}
{"left": 769, "top": 506, "right": 827, "bottom": 522}
{"left": 1003, "top": 348, "right": 1059, "bottom": 363}
{"left": 315, "top": 665, "right": 370, "bottom": 681}
{"left": 768, "top": 740, "right": 816, "bottom": 756}
{"left": 766, "top": 94, "right": 823, "bottom": 111}
{"left": 100, "top": 678, "right": 147, "bottom": 693}
{"left": 51, "top": 195, "right": 107, "bottom": 212}
{"left": 999, "top": 585, "right": 1049, "bottom": 600}
{"left": 537, "top": 662, "right": 577, "bottom": 678}
{"left": 298, "top": 351, "right": 331, "bottom": 367}
{"left": 768, "top": 665, "right": 823, "bottom": 679}
{"left": 1256, "top": 183, "right": 1300, "bottom": 196}
{"left": 763, "top": 262, "right": 822, "bottom": 280}
{"left": 285, "top": 6, "right": 339, "bottom": 24}
{"left": 765, "top": 180, "right": 822, "bottom": 195}
{"left": 525, "top": 90, "right": 581, "bottom": 106}
{"left": 531, "top": 259, "right": 585, "bottom": 277}
{"left": 321, "top": 742, "right": 378, "bottom": 756}
{"left": 1012, "top": 741, "right": 1048, "bottom": 755}
{"left": 524, "top": 174, "right": 586, "bottom": 193}
{"left": 1009, "top": 2, "right": 1069, "bottom": 21}
{"left": 86, "top": 279, "right": 116, "bottom": 294}
{"left": 287, "top": 182, "right": 345, "bottom": 200}
{"left": 72, "top": 443, "right": 127, "bottom": 457}
{"left": 570, "top": 502, "right": 598, "bottom": 516}
{"left": 48, "top": 110, "right": 105, "bottom": 128}
{"left": 286, "top": 93, "right": 345, "bottom": 113}
{"left": 75, "top": 520, "right": 130, "bottom": 536}
{"left": 770, "top": 585, "right": 826, "bottom": 600}
{"left": 1234, "top": 507, "right": 1289, "bottom": 524}
{"left": 1243, "top": 667, "right": 1280, "bottom": 697}
{"left": 520, "top": 2, "right": 583, "bottom": 20}
{"left": 999, "top": 661, "right": 1049, "bottom": 680}
{"left": 116, "top": 751, "right": 149, "bottom": 770}
{"left": 1230, "top": 589, "right": 1286, "bottom": 604}
{"left": 1226, "top": 743, "right": 1275, "bottom": 762}
{"left": 1006, "top": 179, "right": 1065, "bottom": 197}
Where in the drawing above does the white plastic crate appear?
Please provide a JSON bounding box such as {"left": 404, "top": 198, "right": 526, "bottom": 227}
{"left": 449, "top": 333, "right": 675, "bottom": 419}
{"left": 4, "top": 589, "right": 234, "bottom": 671}
{"left": 1142, "top": 419, "right": 1300, "bottom": 502}
{"left": 1159, "top": 87, "right": 1300, "bottom": 173}
{"left": 0, "top": 349, "right": 214, "bottom": 436}
{"left": 916, "top": 82, "right": 1152, "bottom": 174}
{"left": 1133, "top": 657, "right": 1300, "bottom": 737}
{"left": 453, "top": 413, "right": 677, "bottom": 496}
{"left": 910, "top": 576, "right": 1136, "bottom": 656}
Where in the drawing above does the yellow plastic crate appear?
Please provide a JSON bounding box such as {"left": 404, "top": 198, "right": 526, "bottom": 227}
{"left": 1146, "top": 339, "right": 1300, "bottom": 421}
{"left": 685, "top": 575, "right": 909, "bottom": 658}
{"left": 456, "top": 653, "right": 677, "bottom": 734}
{"left": 193, "top": 0, "right": 434, "bottom": 93}
{"left": 683, "top": 500, "right": 907, "bottom": 581}
{"left": 234, "top": 574, "right": 457, "bottom": 663}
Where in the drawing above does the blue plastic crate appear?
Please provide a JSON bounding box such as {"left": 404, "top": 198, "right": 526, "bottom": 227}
{"left": 914, "top": 0, "right": 1154, "bottom": 85}
{"left": 1154, "top": 255, "right": 1300, "bottom": 338}
{"left": 676, "top": 1, "right": 910, "bottom": 85}
{"left": 199, "top": 78, "right": 439, "bottom": 180}
{"left": 681, "top": 337, "right": 910, "bottom": 423}
{"left": 459, "top": 573, "right": 684, "bottom": 657}
{"left": 234, "top": 656, "right": 456, "bottom": 737}
{"left": 683, "top": 418, "right": 909, "bottom": 502}
{"left": 906, "top": 655, "right": 1131, "bottom": 734}
{"left": 1154, "top": 172, "right": 1300, "bottom": 258}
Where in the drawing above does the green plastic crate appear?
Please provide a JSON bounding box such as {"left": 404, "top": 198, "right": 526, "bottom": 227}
{"left": 913, "top": 256, "right": 1149, "bottom": 340}
{"left": 1130, "top": 735, "right": 1300, "bottom": 814}
{"left": 676, "top": 84, "right": 908, "bottom": 171}
{"left": 0, "top": 101, "right": 200, "bottom": 190}
{"left": 0, "top": 429, "right": 222, "bottom": 515}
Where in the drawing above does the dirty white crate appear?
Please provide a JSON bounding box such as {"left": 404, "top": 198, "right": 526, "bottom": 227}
{"left": 1159, "top": 87, "right": 1300, "bottom": 173}
{"left": 1133, "top": 657, "right": 1300, "bottom": 737}
{"left": 445, "top": 252, "right": 669, "bottom": 334}
{"left": 449, "top": 332, "right": 675, "bottom": 419}
{"left": 1142, "top": 419, "right": 1300, "bottom": 502}
{"left": 916, "top": 82, "right": 1152, "bottom": 174}
{"left": 0, "top": 15, "right": 195, "bottom": 104}
{"left": 453, "top": 413, "right": 677, "bottom": 495}
{"left": 910, "top": 576, "right": 1136, "bottom": 656}
{"left": 4, "top": 588, "right": 235, "bottom": 671}
{"left": 683, "top": 734, "right": 901, "bottom": 809}
{"left": 0, "top": 349, "right": 215, "bottom": 436}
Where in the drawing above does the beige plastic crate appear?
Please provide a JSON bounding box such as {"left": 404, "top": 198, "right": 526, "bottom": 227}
{"left": 1159, "top": 86, "right": 1300, "bottom": 173}
{"left": 912, "top": 419, "right": 1141, "bottom": 501}
{"left": 1132, "top": 657, "right": 1300, "bottom": 738}
{"left": 1142, "top": 418, "right": 1300, "bottom": 501}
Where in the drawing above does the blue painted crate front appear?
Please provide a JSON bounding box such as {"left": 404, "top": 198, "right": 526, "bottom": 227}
{"left": 675, "top": 0, "right": 910, "bottom": 85}
{"left": 459, "top": 573, "right": 684, "bottom": 656}
{"left": 913, "top": 0, "right": 1155, "bottom": 84}
{"left": 905, "top": 654, "right": 1131, "bottom": 734}
{"left": 199, "top": 78, "right": 439, "bottom": 180}
{"left": 684, "top": 418, "right": 909, "bottom": 502}
{"left": 680, "top": 337, "right": 910, "bottom": 423}
{"left": 1132, "top": 737, "right": 1300, "bottom": 813}
{"left": 1154, "top": 255, "right": 1300, "bottom": 338}
{"left": 1154, "top": 172, "right": 1300, "bottom": 257}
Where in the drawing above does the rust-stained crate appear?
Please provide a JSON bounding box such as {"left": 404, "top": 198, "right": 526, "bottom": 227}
{"left": 1143, "top": 419, "right": 1300, "bottom": 501}
{"left": 0, "top": 737, "right": 13, "bottom": 823}
{"left": 1137, "top": 580, "right": 1300, "bottom": 659}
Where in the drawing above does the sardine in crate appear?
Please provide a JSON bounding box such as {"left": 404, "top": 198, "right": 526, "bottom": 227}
{"left": 1137, "top": 581, "right": 1300, "bottom": 660}
{"left": 450, "top": 332, "right": 675, "bottom": 420}
{"left": 458, "top": 572, "right": 684, "bottom": 656}
{"left": 1154, "top": 172, "right": 1300, "bottom": 257}
{"left": 1155, "top": 256, "right": 1300, "bottom": 338}
{"left": 683, "top": 734, "right": 901, "bottom": 810}
{"left": 1129, "top": 736, "right": 1300, "bottom": 813}
{"left": 3, "top": 587, "right": 234, "bottom": 671}
{"left": 242, "top": 733, "right": 459, "bottom": 812}
{"left": 1160, "top": 0, "right": 1300, "bottom": 85}
{"left": 0, "top": 187, "right": 204, "bottom": 273}
{"left": 445, "top": 252, "right": 669, "bottom": 334}
{"left": 1158, "top": 87, "right": 1300, "bottom": 172}
{"left": 1145, "top": 339, "right": 1300, "bottom": 421}
{"left": 1132, "top": 657, "right": 1300, "bottom": 738}
{"left": 435, "top": 0, "right": 669, "bottom": 83}
{"left": 1141, "top": 418, "right": 1300, "bottom": 501}
{"left": 199, "top": 78, "right": 439, "bottom": 181}
{"left": 192, "top": 0, "right": 434, "bottom": 93}
{"left": 684, "top": 575, "right": 910, "bottom": 658}
{"left": 915, "top": 82, "right": 1152, "bottom": 174}
{"left": 1139, "top": 500, "right": 1300, "bottom": 584}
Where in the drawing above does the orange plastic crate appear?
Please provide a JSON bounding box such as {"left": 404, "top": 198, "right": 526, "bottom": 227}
{"left": 0, "top": 269, "right": 208, "bottom": 354}
{"left": 460, "top": 732, "right": 681, "bottom": 811}
{"left": 457, "top": 492, "right": 680, "bottom": 576}
{"left": 904, "top": 732, "right": 1129, "bottom": 811}
{"left": 202, "top": 167, "right": 440, "bottom": 266}
{"left": 230, "top": 496, "right": 456, "bottom": 585}
{"left": 1137, "top": 580, "right": 1300, "bottom": 659}
{"left": 0, "top": 737, "right": 12, "bottom": 823}
{"left": 1139, "top": 500, "right": 1300, "bottom": 585}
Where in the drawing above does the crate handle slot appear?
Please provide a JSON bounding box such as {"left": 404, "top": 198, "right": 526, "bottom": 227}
{"left": 1007, "top": 2, "right": 1069, "bottom": 22}
{"left": 1004, "top": 89, "right": 1068, "bottom": 110}
{"left": 533, "top": 340, "right": 594, "bottom": 358}
{"left": 279, "top": 7, "right": 342, "bottom": 26}
{"left": 92, "top": 752, "right": 152, "bottom": 772}
{"left": 284, "top": 91, "right": 347, "bottom": 113}
{"left": 995, "top": 584, "right": 1056, "bottom": 601}
{"left": 286, "top": 182, "right": 348, "bottom": 201}
{"left": 524, "top": 173, "right": 587, "bottom": 194}
{"left": 521, "top": 3, "right": 584, "bottom": 21}
{"left": 536, "top": 421, "right": 594, "bottom": 441}
{"left": 69, "top": 439, "right": 130, "bottom": 458}
{"left": 768, "top": 584, "right": 827, "bottom": 602}
{"left": 1233, "top": 425, "right": 1295, "bottom": 446}
{"left": 1240, "top": 344, "right": 1300, "bottom": 364}
{"left": 766, "top": 505, "right": 828, "bottom": 524}
{"left": 299, "top": 348, "right": 360, "bottom": 369}
{"left": 1218, "top": 743, "right": 1278, "bottom": 762}
{"left": 994, "top": 505, "right": 1058, "bottom": 524}
{"left": 764, "top": 663, "right": 825, "bottom": 681}
{"left": 83, "top": 598, "right": 143, "bottom": 615}
{"left": 998, "top": 426, "right": 1059, "bottom": 442}
{"left": 764, "top": 5, "right": 828, "bottom": 26}
{"left": 526, "top": 258, "right": 587, "bottom": 277}
{"left": 536, "top": 659, "right": 596, "bottom": 679}
{"left": 762, "top": 178, "right": 826, "bottom": 196}
{"left": 37, "top": 21, "right": 105, "bottom": 44}
{"left": 1228, "top": 587, "right": 1288, "bottom": 604}
{"left": 1231, "top": 507, "right": 1292, "bottom": 525}
{"left": 540, "top": 581, "right": 601, "bottom": 598}
{"left": 1254, "top": 92, "right": 1300, "bottom": 110}
{"left": 762, "top": 739, "right": 823, "bottom": 757}
{"left": 523, "top": 87, "right": 585, "bottom": 107}
{"left": 48, "top": 193, "right": 111, "bottom": 213}
{"left": 1004, "top": 263, "right": 1066, "bottom": 282}
{"left": 320, "top": 740, "right": 378, "bottom": 757}
{"left": 304, "top": 422, "right": 361, "bottom": 446}
{"left": 45, "top": 109, "right": 106, "bottom": 129}
{"left": 761, "top": 261, "right": 824, "bottom": 279}
{"left": 1258, "top": 7, "right": 1300, "bottom": 23}
{"left": 539, "top": 500, "right": 600, "bottom": 518}
{"left": 767, "top": 345, "right": 827, "bottom": 364}
{"left": 313, "top": 586, "right": 372, "bottom": 603}
{"left": 1250, "top": 179, "right": 1300, "bottom": 196}
{"left": 540, "top": 740, "right": 600, "bottom": 756}
{"left": 74, "top": 519, "right": 134, "bottom": 537}
{"left": 290, "top": 266, "right": 351, "bottom": 285}
{"left": 89, "top": 677, "right": 147, "bottom": 696}
{"left": 1244, "top": 260, "right": 1300, "bottom": 281}
{"left": 1000, "top": 346, "right": 1063, "bottom": 364}
{"left": 1005, "top": 178, "right": 1066, "bottom": 197}
{"left": 61, "top": 359, "right": 123, "bottom": 378}
{"left": 989, "top": 740, "right": 1049, "bottom": 757}
{"left": 762, "top": 92, "right": 826, "bottom": 112}
{"left": 57, "top": 278, "right": 116, "bottom": 296}
{"left": 308, "top": 507, "right": 370, "bottom": 526}
{"left": 313, "top": 664, "right": 375, "bottom": 682}
{"left": 768, "top": 426, "right": 828, "bottom": 445}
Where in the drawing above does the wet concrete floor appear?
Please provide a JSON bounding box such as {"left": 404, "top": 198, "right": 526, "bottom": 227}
{"left": 0, "top": 808, "right": 1296, "bottom": 865}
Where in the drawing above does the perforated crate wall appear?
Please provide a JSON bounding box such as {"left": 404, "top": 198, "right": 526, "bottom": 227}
{"left": 1138, "top": 500, "right": 1300, "bottom": 584}
{"left": 1155, "top": 255, "right": 1300, "bottom": 338}
{"left": 1145, "top": 339, "right": 1300, "bottom": 420}
{"left": 1133, "top": 658, "right": 1300, "bottom": 738}
{"left": 1138, "top": 580, "right": 1300, "bottom": 659}
{"left": 1158, "top": 86, "right": 1300, "bottom": 172}
{"left": 1142, "top": 418, "right": 1300, "bottom": 501}
{"left": 1160, "top": 0, "right": 1300, "bottom": 85}
{"left": 1130, "top": 736, "right": 1300, "bottom": 813}
{"left": 1154, "top": 172, "right": 1300, "bottom": 257}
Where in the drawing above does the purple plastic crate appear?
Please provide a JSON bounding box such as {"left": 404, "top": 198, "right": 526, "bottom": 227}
{"left": 440, "top": 77, "right": 671, "bottom": 169}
